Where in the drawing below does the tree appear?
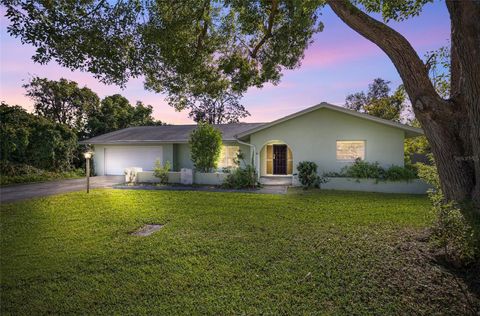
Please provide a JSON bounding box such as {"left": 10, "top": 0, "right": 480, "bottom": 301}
{"left": 24, "top": 77, "right": 100, "bottom": 133}
{"left": 189, "top": 123, "right": 222, "bottom": 172}
{"left": 3, "top": 1, "right": 480, "bottom": 212}
{"left": 0, "top": 102, "right": 77, "bottom": 171}
{"left": 172, "top": 91, "right": 250, "bottom": 124}
{"left": 345, "top": 78, "right": 406, "bottom": 122}
{"left": 86, "top": 94, "right": 163, "bottom": 138}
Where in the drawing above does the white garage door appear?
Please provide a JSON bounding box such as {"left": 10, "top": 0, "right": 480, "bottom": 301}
{"left": 104, "top": 146, "right": 163, "bottom": 175}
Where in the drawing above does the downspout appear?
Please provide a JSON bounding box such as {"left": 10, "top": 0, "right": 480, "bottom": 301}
{"left": 235, "top": 138, "right": 259, "bottom": 179}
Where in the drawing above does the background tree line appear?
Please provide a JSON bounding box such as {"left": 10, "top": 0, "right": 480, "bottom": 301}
{"left": 1, "top": 77, "right": 165, "bottom": 180}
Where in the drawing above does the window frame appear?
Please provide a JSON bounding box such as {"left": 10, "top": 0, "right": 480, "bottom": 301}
{"left": 218, "top": 145, "right": 240, "bottom": 168}
{"left": 336, "top": 140, "right": 366, "bottom": 161}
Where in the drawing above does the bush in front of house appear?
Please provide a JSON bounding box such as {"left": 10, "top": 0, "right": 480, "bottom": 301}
{"left": 189, "top": 123, "right": 222, "bottom": 172}
{"left": 335, "top": 158, "right": 417, "bottom": 182}
{"left": 222, "top": 165, "right": 258, "bottom": 189}
{"left": 297, "top": 161, "right": 321, "bottom": 189}
{"left": 153, "top": 159, "right": 171, "bottom": 184}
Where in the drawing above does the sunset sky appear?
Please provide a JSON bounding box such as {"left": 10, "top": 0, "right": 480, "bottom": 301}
{"left": 0, "top": 2, "right": 450, "bottom": 124}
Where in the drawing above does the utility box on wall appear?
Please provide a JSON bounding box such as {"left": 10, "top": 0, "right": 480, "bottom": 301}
{"left": 180, "top": 168, "right": 193, "bottom": 185}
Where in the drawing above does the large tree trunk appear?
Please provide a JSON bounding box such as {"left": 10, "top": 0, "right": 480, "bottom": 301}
{"left": 327, "top": 0, "right": 480, "bottom": 212}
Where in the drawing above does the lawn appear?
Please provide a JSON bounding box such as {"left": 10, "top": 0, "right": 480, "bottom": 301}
{"left": 1, "top": 189, "right": 478, "bottom": 314}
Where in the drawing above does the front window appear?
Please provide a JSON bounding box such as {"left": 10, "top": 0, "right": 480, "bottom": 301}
{"left": 218, "top": 146, "right": 240, "bottom": 168}
{"left": 336, "top": 141, "right": 365, "bottom": 161}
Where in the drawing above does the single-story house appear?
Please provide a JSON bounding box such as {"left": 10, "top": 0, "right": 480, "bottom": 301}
{"left": 80, "top": 102, "right": 423, "bottom": 183}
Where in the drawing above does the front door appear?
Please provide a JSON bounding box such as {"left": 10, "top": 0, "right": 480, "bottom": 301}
{"left": 273, "top": 145, "right": 287, "bottom": 175}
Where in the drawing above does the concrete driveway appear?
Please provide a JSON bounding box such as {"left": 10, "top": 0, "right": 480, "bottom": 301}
{"left": 0, "top": 176, "right": 124, "bottom": 203}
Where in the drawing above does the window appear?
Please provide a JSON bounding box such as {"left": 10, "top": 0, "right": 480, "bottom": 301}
{"left": 336, "top": 141, "right": 365, "bottom": 161}
{"left": 218, "top": 146, "right": 240, "bottom": 168}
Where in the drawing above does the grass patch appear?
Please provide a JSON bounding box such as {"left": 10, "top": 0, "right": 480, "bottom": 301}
{"left": 1, "top": 189, "right": 478, "bottom": 314}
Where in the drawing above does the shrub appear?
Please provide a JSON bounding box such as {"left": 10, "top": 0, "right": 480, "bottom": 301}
{"left": 222, "top": 165, "right": 258, "bottom": 189}
{"left": 0, "top": 161, "right": 84, "bottom": 185}
{"left": 337, "top": 158, "right": 418, "bottom": 182}
{"left": 384, "top": 165, "right": 417, "bottom": 181}
{"left": 297, "top": 161, "right": 321, "bottom": 189}
{"left": 341, "top": 158, "right": 384, "bottom": 180}
{"left": 417, "top": 156, "right": 479, "bottom": 265}
{"left": 153, "top": 160, "right": 171, "bottom": 184}
{"left": 189, "top": 123, "right": 222, "bottom": 172}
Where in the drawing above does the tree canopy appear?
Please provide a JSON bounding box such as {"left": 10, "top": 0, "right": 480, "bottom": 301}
{"left": 189, "top": 123, "right": 223, "bottom": 172}
{"left": 345, "top": 78, "right": 406, "bottom": 122}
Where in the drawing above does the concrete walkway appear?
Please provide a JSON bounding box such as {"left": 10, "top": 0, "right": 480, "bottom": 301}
{"left": 0, "top": 176, "right": 124, "bottom": 203}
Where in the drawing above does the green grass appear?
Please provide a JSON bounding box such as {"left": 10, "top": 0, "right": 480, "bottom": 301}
{"left": 0, "top": 189, "right": 476, "bottom": 314}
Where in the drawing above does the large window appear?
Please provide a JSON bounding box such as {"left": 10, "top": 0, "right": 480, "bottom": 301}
{"left": 336, "top": 140, "right": 365, "bottom": 161}
{"left": 218, "top": 146, "right": 240, "bottom": 168}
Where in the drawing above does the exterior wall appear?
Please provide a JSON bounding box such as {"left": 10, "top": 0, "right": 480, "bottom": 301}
{"left": 321, "top": 178, "right": 430, "bottom": 194}
{"left": 94, "top": 142, "right": 251, "bottom": 175}
{"left": 249, "top": 108, "right": 405, "bottom": 176}
{"left": 136, "top": 171, "right": 227, "bottom": 185}
{"left": 92, "top": 144, "right": 172, "bottom": 176}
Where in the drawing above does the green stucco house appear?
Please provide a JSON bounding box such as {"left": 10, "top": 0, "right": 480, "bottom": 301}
{"left": 81, "top": 102, "right": 423, "bottom": 184}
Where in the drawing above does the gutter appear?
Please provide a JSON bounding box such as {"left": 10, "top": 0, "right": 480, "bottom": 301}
{"left": 235, "top": 138, "right": 259, "bottom": 179}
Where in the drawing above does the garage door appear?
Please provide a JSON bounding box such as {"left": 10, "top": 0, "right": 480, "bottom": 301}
{"left": 104, "top": 146, "right": 163, "bottom": 175}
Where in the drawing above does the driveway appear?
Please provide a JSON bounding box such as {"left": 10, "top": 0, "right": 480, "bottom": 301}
{"left": 0, "top": 176, "right": 124, "bottom": 203}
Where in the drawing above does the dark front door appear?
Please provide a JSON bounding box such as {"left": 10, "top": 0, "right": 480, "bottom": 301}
{"left": 273, "top": 145, "right": 287, "bottom": 175}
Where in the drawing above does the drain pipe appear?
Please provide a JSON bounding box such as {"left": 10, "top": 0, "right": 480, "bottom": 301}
{"left": 236, "top": 138, "right": 259, "bottom": 179}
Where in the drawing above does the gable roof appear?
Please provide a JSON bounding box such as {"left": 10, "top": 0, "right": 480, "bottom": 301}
{"left": 79, "top": 123, "right": 264, "bottom": 144}
{"left": 236, "top": 102, "right": 423, "bottom": 139}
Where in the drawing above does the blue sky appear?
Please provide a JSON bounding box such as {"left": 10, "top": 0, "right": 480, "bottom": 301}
{"left": 0, "top": 1, "right": 450, "bottom": 124}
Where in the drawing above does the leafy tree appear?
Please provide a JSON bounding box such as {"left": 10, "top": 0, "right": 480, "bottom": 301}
{"left": 189, "top": 123, "right": 222, "bottom": 172}
{"left": 24, "top": 77, "right": 100, "bottom": 133}
{"left": 86, "top": 94, "right": 163, "bottom": 138}
{"left": 172, "top": 91, "right": 250, "bottom": 124}
{"left": 0, "top": 102, "right": 77, "bottom": 171}
{"left": 4, "top": 1, "right": 480, "bottom": 213}
{"left": 345, "top": 78, "right": 406, "bottom": 122}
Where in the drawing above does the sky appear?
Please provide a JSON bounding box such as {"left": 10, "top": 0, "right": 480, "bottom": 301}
{"left": 0, "top": 2, "right": 450, "bottom": 124}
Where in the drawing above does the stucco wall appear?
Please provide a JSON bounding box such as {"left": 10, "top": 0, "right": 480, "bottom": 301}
{"left": 94, "top": 142, "right": 251, "bottom": 175}
{"left": 249, "top": 107, "right": 405, "bottom": 176}
{"left": 92, "top": 144, "right": 172, "bottom": 176}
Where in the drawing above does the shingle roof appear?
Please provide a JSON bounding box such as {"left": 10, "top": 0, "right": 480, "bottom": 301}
{"left": 79, "top": 123, "right": 265, "bottom": 144}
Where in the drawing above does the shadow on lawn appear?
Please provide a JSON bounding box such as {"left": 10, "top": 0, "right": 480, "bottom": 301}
{"left": 397, "top": 229, "right": 480, "bottom": 315}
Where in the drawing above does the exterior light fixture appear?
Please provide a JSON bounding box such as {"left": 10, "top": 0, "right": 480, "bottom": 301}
{"left": 84, "top": 151, "right": 94, "bottom": 193}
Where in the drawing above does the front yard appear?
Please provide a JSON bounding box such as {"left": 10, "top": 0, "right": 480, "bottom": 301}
{"left": 1, "top": 189, "right": 478, "bottom": 314}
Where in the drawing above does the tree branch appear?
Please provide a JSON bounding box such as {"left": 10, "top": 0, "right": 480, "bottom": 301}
{"left": 326, "top": 0, "right": 441, "bottom": 113}
{"left": 196, "top": 0, "right": 210, "bottom": 51}
{"left": 250, "top": 0, "right": 278, "bottom": 59}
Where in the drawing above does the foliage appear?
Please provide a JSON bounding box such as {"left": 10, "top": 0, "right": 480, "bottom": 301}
{"left": 153, "top": 160, "right": 171, "bottom": 184}
{"left": 425, "top": 45, "right": 450, "bottom": 99}
{"left": 87, "top": 94, "right": 163, "bottom": 138}
{"left": 3, "top": 0, "right": 323, "bottom": 103}
{"left": 0, "top": 102, "right": 78, "bottom": 172}
{"left": 189, "top": 123, "right": 223, "bottom": 172}
{"left": 341, "top": 158, "right": 385, "bottom": 180}
{"left": 171, "top": 91, "right": 250, "bottom": 124}
{"left": 222, "top": 165, "right": 258, "bottom": 189}
{"left": 0, "top": 161, "right": 84, "bottom": 185}
{"left": 417, "top": 157, "right": 479, "bottom": 265}
{"left": 297, "top": 161, "right": 321, "bottom": 189}
{"left": 23, "top": 77, "right": 100, "bottom": 135}
{"left": 403, "top": 118, "right": 431, "bottom": 165}
{"left": 336, "top": 158, "right": 417, "bottom": 182}
{"left": 3, "top": 189, "right": 478, "bottom": 314}
{"left": 345, "top": 78, "right": 406, "bottom": 122}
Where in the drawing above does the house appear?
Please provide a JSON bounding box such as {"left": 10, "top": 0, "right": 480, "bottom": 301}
{"left": 80, "top": 102, "right": 423, "bottom": 184}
